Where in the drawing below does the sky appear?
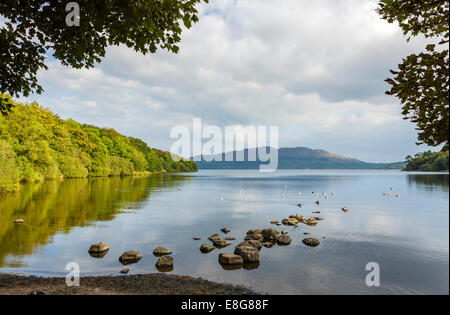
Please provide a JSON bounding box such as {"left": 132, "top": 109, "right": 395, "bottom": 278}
{"left": 16, "top": 0, "right": 439, "bottom": 162}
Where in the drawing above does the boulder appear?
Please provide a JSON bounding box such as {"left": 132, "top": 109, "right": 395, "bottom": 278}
{"left": 193, "top": 237, "right": 201, "bottom": 241}
{"left": 277, "top": 235, "right": 292, "bottom": 246}
{"left": 119, "top": 251, "right": 143, "bottom": 265}
{"left": 120, "top": 268, "right": 129, "bottom": 274}
{"left": 221, "top": 228, "right": 231, "bottom": 234}
{"left": 213, "top": 239, "right": 231, "bottom": 248}
{"left": 88, "top": 242, "right": 110, "bottom": 253}
{"left": 304, "top": 218, "right": 318, "bottom": 226}
{"left": 244, "top": 233, "right": 264, "bottom": 241}
{"left": 200, "top": 243, "right": 215, "bottom": 253}
{"left": 208, "top": 234, "right": 221, "bottom": 241}
{"left": 153, "top": 247, "right": 172, "bottom": 256}
{"left": 313, "top": 217, "right": 324, "bottom": 221}
{"left": 234, "top": 246, "right": 260, "bottom": 262}
{"left": 156, "top": 255, "right": 174, "bottom": 268}
{"left": 302, "top": 238, "right": 320, "bottom": 247}
{"left": 281, "top": 230, "right": 288, "bottom": 235}
{"left": 263, "top": 242, "right": 275, "bottom": 248}
{"left": 238, "top": 240, "right": 262, "bottom": 251}
{"left": 219, "top": 253, "right": 243, "bottom": 265}
{"left": 270, "top": 220, "right": 279, "bottom": 225}
{"left": 290, "top": 214, "right": 305, "bottom": 222}
{"left": 282, "top": 218, "right": 299, "bottom": 226}
{"left": 225, "top": 237, "right": 236, "bottom": 241}
{"left": 247, "top": 229, "right": 262, "bottom": 235}
{"left": 342, "top": 207, "right": 349, "bottom": 212}
{"left": 261, "top": 228, "right": 280, "bottom": 241}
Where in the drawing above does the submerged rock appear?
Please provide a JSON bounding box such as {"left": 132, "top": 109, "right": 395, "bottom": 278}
{"left": 225, "top": 236, "right": 236, "bottom": 241}
{"left": 119, "top": 251, "right": 143, "bottom": 265}
{"left": 247, "top": 229, "right": 262, "bottom": 235}
{"left": 244, "top": 233, "right": 264, "bottom": 241}
{"left": 88, "top": 242, "right": 110, "bottom": 254}
{"left": 304, "top": 218, "right": 318, "bottom": 226}
{"left": 153, "top": 247, "right": 172, "bottom": 256}
{"left": 277, "top": 235, "right": 292, "bottom": 246}
{"left": 219, "top": 253, "right": 243, "bottom": 265}
{"left": 290, "top": 214, "right": 304, "bottom": 222}
{"left": 302, "top": 238, "right": 320, "bottom": 247}
{"left": 200, "top": 243, "right": 215, "bottom": 253}
{"left": 213, "top": 239, "right": 231, "bottom": 248}
{"left": 234, "top": 246, "right": 260, "bottom": 262}
{"left": 208, "top": 234, "right": 221, "bottom": 242}
{"left": 238, "top": 240, "right": 263, "bottom": 251}
{"left": 282, "top": 218, "right": 299, "bottom": 226}
{"left": 193, "top": 237, "right": 201, "bottom": 241}
{"left": 156, "top": 255, "right": 174, "bottom": 268}
{"left": 270, "top": 220, "right": 279, "bottom": 225}
{"left": 261, "top": 228, "right": 280, "bottom": 241}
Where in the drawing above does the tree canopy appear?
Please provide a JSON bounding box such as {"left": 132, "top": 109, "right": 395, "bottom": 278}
{"left": 377, "top": 0, "right": 449, "bottom": 151}
{"left": 0, "top": 0, "right": 208, "bottom": 97}
{"left": 0, "top": 93, "right": 197, "bottom": 193}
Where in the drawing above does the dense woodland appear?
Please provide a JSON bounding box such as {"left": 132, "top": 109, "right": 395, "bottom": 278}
{"left": 404, "top": 151, "right": 449, "bottom": 172}
{"left": 0, "top": 93, "right": 197, "bottom": 192}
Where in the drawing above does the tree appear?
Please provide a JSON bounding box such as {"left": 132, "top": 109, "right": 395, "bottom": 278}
{"left": 377, "top": 0, "right": 449, "bottom": 151}
{"left": 0, "top": 0, "right": 208, "bottom": 98}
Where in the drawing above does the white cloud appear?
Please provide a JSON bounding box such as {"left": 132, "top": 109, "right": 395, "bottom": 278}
{"left": 24, "top": 0, "right": 435, "bottom": 162}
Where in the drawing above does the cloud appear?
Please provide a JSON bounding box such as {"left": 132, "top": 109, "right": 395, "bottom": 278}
{"left": 23, "top": 0, "right": 435, "bottom": 162}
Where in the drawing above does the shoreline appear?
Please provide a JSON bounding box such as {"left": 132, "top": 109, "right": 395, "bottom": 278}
{"left": 0, "top": 273, "right": 256, "bottom": 295}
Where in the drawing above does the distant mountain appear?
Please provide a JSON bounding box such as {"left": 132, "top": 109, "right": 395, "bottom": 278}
{"left": 192, "top": 147, "right": 405, "bottom": 170}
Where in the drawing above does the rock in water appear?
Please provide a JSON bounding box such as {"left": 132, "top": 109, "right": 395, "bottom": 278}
{"left": 153, "top": 247, "right": 172, "bottom": 256}
{"left": 219, "top": 253, "right": 243, "bottom": 265}
{"left": 120, "top": 268, "right": 129, "bottom": 274}
{"left": 234, "top": 246, "right": 260, "bottom": 262}
{"left": 193, "top": 237, "right": 201, "bottom": 240}
{"left": 237, "top": 240, "right": 263, "bottom": 251}
{"left": 14, "top": 219, "right": 24, "bottom": 224}
{"left": 156, "top": 256, "right": 174, "bottom": 272}
{"left": 88, "top": 242, "right": 110, "bottom": 253}
{"left": 282, "top": 218, "right": 299, "bottom": 226}
{"left": 342, "top": 207, "right": 349, "bottom": 212}
{"left": 225, "top": 237, "right": 236, "bottom": 241}
{"left": 221, "top": 228, "right": 231, "bottom": 234}
{"left": 200, "top": 243, "right": 215, "bottom": 253}
{"left": 277, "top": 235, "right": 292, "bottom": 246}
{"left": 281, "top": 230, "right": 288, "bottom": 235}
{"left": 246, "top": 229, "right": 262, "bottom": 236}
{"left": 290, "top": 214, "right": 305, "bottom": 222}
{"left": 261, "top": 228, "right": 280, "bottom": 241}
{"left": 302, "top": 238, "right": 320, "bottom": 247}
{"left": 263, "top": 242, "right": 275, "bottom": 248}
{"left": 208, "top": 234, "right": 221, "bottom": 242}
{"left": 119, "top": 251, "right": 143, "bottom": 265}
{"left": 244, "top": 233, "right": 264, "bottom": 241}
{"left": 213, "top": 239, "right": 231, "bottom": 248}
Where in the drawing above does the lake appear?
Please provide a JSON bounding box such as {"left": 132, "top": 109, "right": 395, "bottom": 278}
{"left": 0, "top": 170, "right": 448, "bottom": 294}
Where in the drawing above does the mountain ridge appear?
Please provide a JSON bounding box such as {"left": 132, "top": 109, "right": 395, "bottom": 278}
{"left": 192, "top": 146, "right": 405, "bottom": 170}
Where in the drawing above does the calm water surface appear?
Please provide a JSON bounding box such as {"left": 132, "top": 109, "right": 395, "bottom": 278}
{"left": 0, "top": 170, "right": 448, "bottom": 294}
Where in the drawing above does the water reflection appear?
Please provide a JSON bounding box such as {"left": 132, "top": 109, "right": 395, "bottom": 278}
{"left": 408, "top": 174, "right": 449, "bottom": 189}
{"left": 0, "top": 175, "right": 188, "bottom": 268}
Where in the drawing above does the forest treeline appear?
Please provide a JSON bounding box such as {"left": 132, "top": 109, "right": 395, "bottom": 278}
{"left": 404, "top": 151, "right": 449, "bottom": 172}
{"left": 0, "top": 93, "right": 197, "bottom": 192}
